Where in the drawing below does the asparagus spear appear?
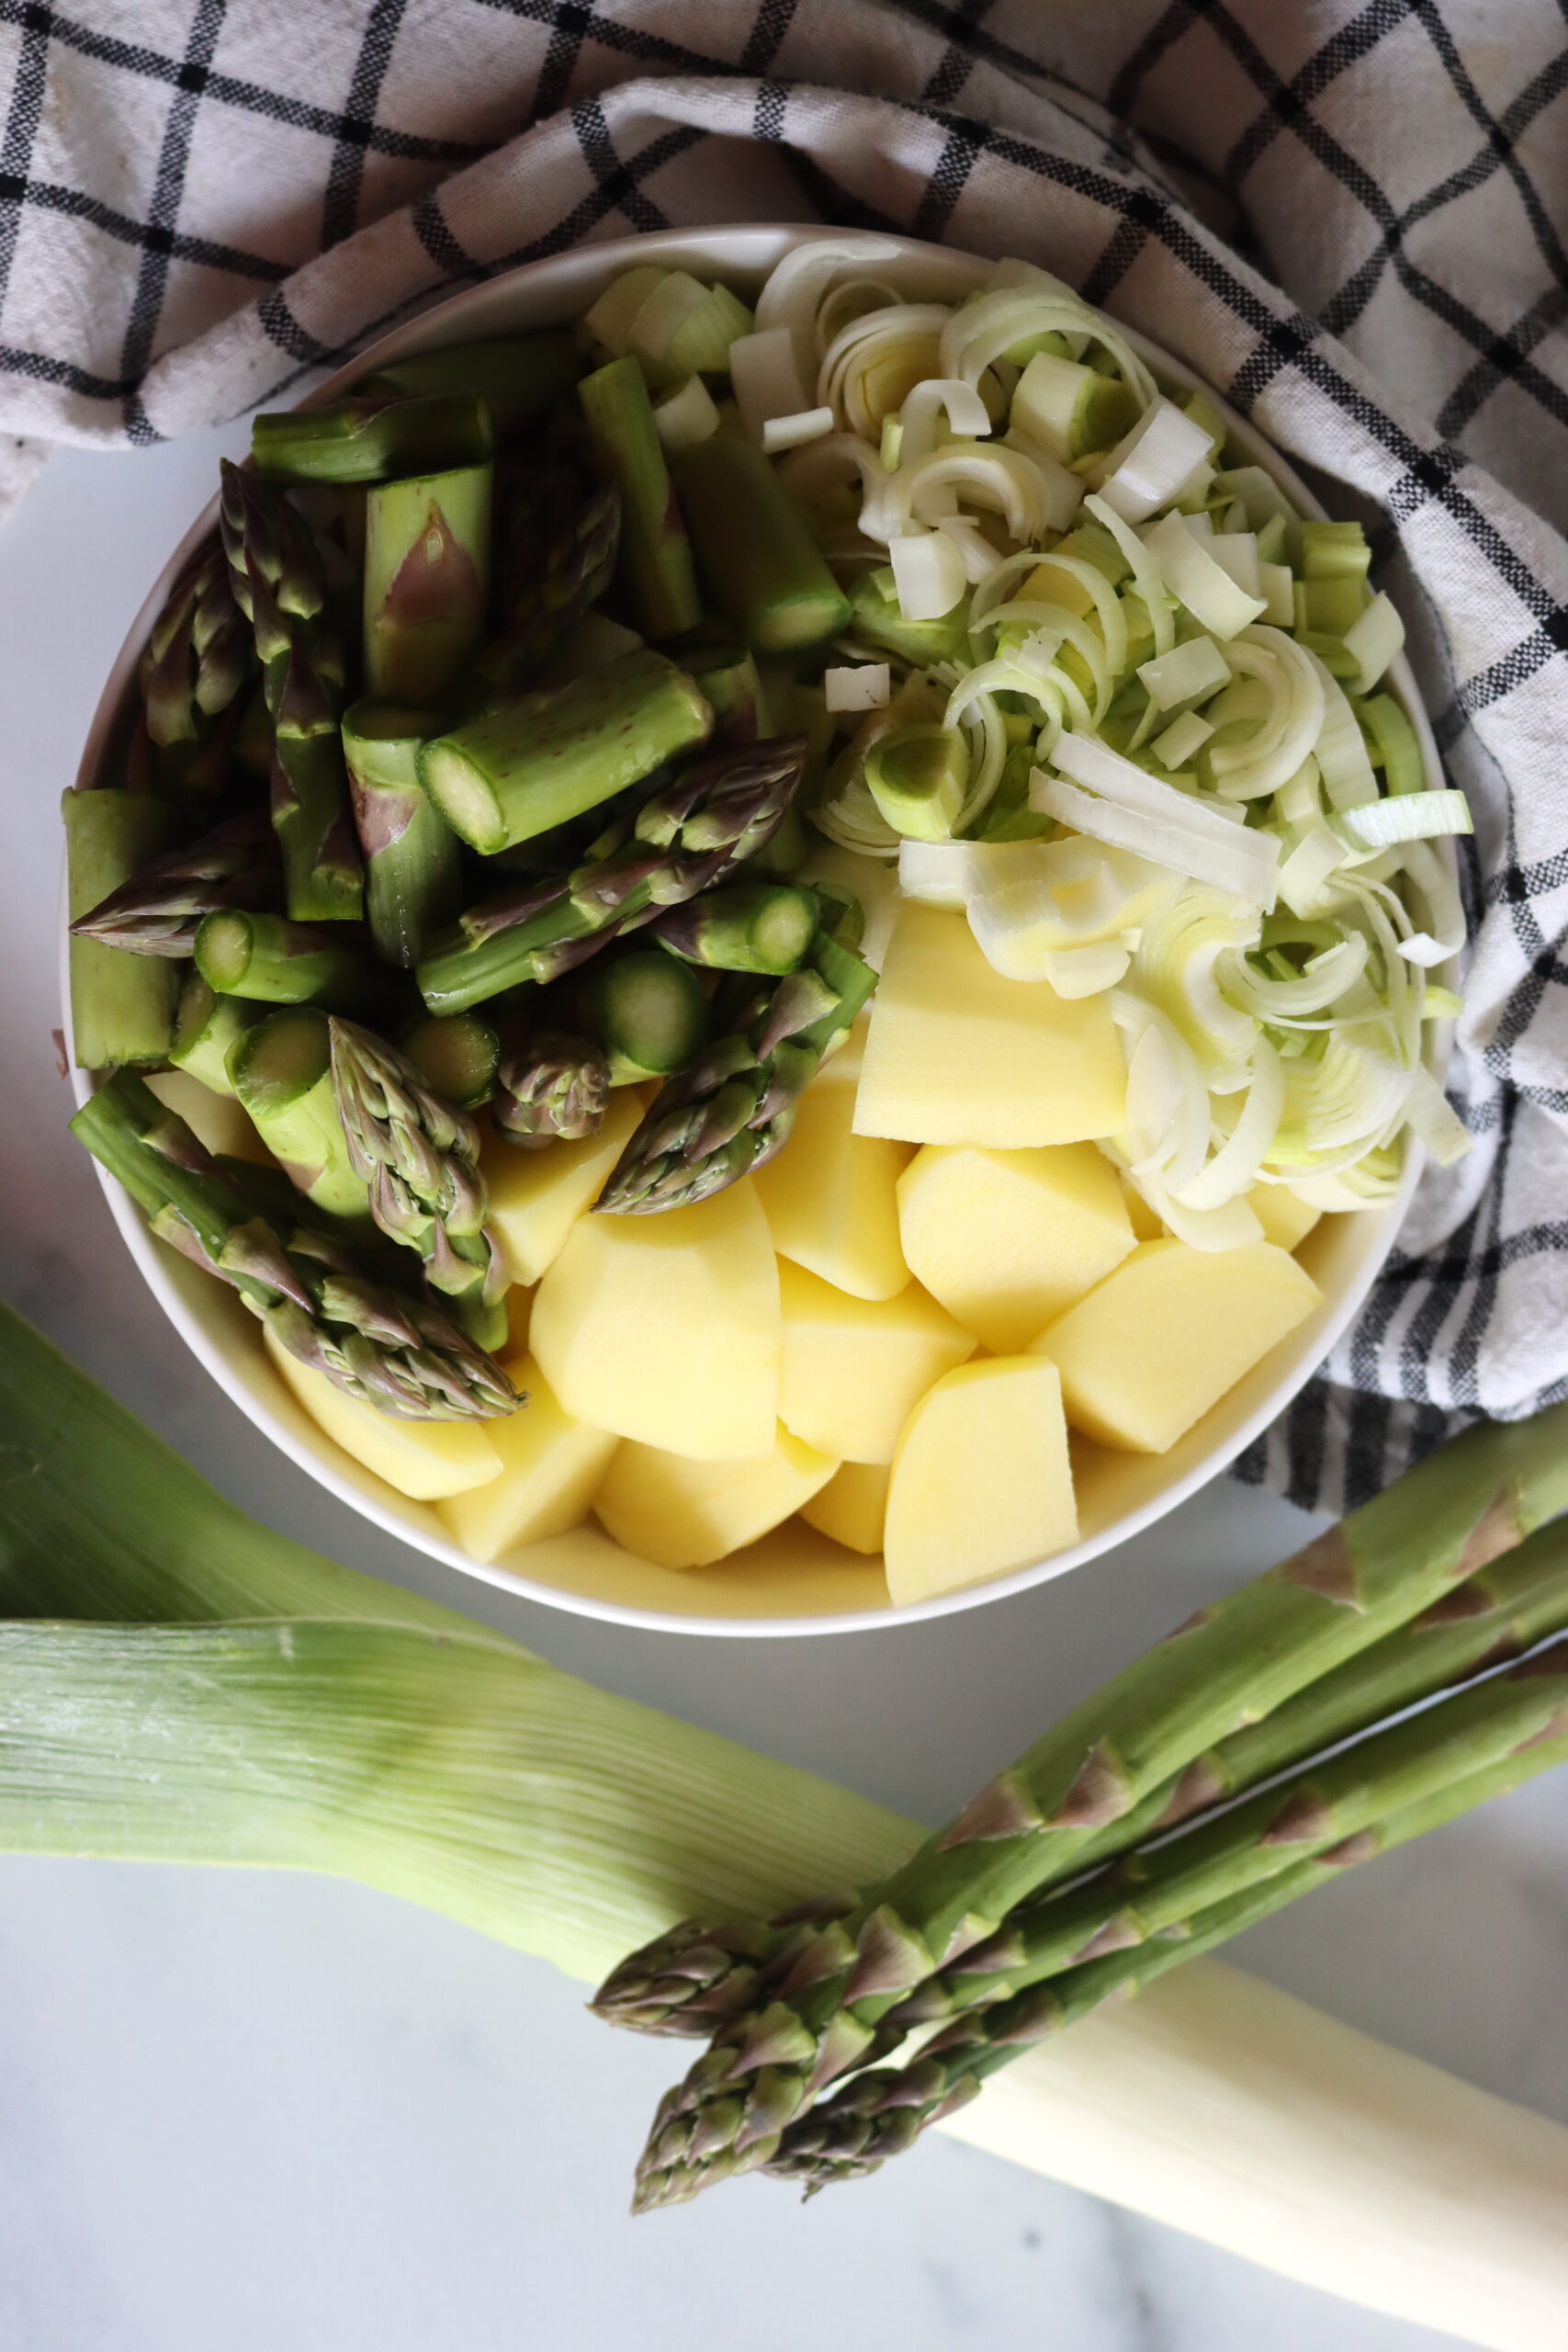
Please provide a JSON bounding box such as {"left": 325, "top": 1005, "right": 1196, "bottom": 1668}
{"left": 578, "top": 356, "right": 702, "bottom": 640}
{"left": 62, "top": 789, "right": 180, "bottom": 1069}
{"left": 342, "top": 701, "right": 464, "bottom": 968}
{"left": 218, "top": 459, "right": 363, "bottom": 922}
{"left": 761, "top": 1654, "right": 1568, "bottom": 2195}
{"left": 168, "top": 972, "right": 263, "bottom": 1096}
{"left": 649, "top": 881, "right": 818, "bottom": 976}
{"left": 70, "top": 1072, "right": 514, "bottom": 1420}
{"left": 596, "top": 918, "right": 876, "bottom": 1215}
{"left": 363, "top": 462, "right": 492, "bottom": 705}
{"left": 230, "top": 1009, "right": 372, "bottom": 1222}
{"left": 252, "top": 393, "right": 492, "bottom": 485}
{"left": 328, "top": 1016, "right": 509, "bottom": 1352}
{"left": 356, "top": 330, "right": 580, "bottom": 438}
{"left": 70, "top": 808, "right": 276, "bottom": 957}
{"left": 400, "top": 1012, "right": 501, "bottom": 1111}
{"left": 415, "top": 734, "right": 807, "bottom": 1016}
{"left": 631, "top": 1402, "right": 1568, "bottom": 2207}
{"left": 672, "top": 436, "right": 851, "bottom": 654}
{"left": 589, "top": 950, "right": 709, "bottom": 1082}
{"left": 596, "top": 1515, "right": 1568, "bottom": 2041}
{"left": 195, "top": 910, "right": 377, "bottom": 1010}
{"left": 492, "top": 1031, "right": 611, "bottom": 1148}
{"left": 672, "top": 638, "right": 763, "bottom": 746}
{"left": 417, "top": 648, "right": 713, "bottom": 856}
{"left": 480, "top": 463, "right": 621, "bottom": 689}
{"left": 140, "top": 544, "right": 254, "bottom": 802}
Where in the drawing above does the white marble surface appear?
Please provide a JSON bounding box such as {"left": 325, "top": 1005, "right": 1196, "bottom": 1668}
{"left": 2, "top": 421, "right": 1564, "bottom": 2352}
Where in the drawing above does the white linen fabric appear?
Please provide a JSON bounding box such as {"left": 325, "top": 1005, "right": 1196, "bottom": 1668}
{"left": 2, "top": 0, "right": 1563, "bottom": 1510}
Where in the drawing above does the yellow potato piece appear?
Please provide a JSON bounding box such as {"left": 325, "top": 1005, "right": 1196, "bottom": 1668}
{"left": 1035, "top": 1238, "right": 1324, "bottom": 1454}
{"left": 263, "top": 1328, "right": 502, "bottom": 1500}
{"left": 1248, "top": 1184, "right": 1323, "bottom": 1253}
{"left": 531, "top": 1179, "right": 780, "bottom": 1459}
{"left": 852, "top": 902, "right": 1126, "bottom": 1148}
{"left": 778, "top": 1260, "right": 976, "bottom": 1464}
{"left": 884, "top": 1356, "right": 1077, "bottom": 1607}
{"left": 897, "top": 1142, "right": 1135, "bottom": 1352}
{"left": 595, "top": 1424, "right": 838, "bottom": 1570}
{"left": 438, "top": 1356, "right": 618, "bottom": 1564}
{"left": 753, "top": 1076, "right": 911, "bottom": 1302}
{"left": 147, "top": 1069, "right": 272, "bottom": 1164}
{"left": 800, "top": 1461, "right": 891, "bottom": 1555}
{"left": 481, "top": 1086, "right": 647, "bottom": 1288}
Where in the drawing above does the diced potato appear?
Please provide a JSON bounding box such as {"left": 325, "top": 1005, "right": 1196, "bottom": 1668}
{"left": 753, "top": 1077, "right": 910, "bottom": 1302}
{"left": 884, "top": 1356, "right": 1077, "bottom": 1606}
{"left": 481, "top": 1086, "right": 647, "bottom": 1287}
{"left": 852, "top": 902, "right": 1126, "bottom": 1149}
{"left": 263, "top": 1328, "right": 502, "bottom": 1500}
{"left": 1248, "top": 1183, "right": 1323, "bottom": 1253}
{"left": 1035, "top": 1238, "right": 1323, "bottom": 1453}
{"left": 778, "top": 1261, "right": 976, "bottom": 1464}
{"left": 438, "top": 1355, "right": 618, "bottom": 1564}
{"left": 897, "top": 1142, "right": 1135, "bottom": 1351}
{"left": 801, "top": 1460, "right": 890, "bottom": 1555}
{"left": 531, "top": 1179, "right": 780, "bottom": 1459}
{"left": 595, "top": 1424, "right": 838, "bottom": 1569}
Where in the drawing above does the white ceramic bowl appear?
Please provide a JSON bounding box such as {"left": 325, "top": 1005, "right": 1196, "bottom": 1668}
{"left": 66, "top": 225, "right": 1452, "bottom": 1635}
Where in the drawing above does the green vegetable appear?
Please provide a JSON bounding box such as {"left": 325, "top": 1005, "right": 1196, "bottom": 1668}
{"left": 863, "top": 724, "right": 967, "bottom": 842}
{"left": 69, "top": 807, "right": 276, "bottom": 958}
{"left": 62, "top": 789, "right": 180, "bottom": 1069}
{"left": 356, "top": 330, "right": 581, "bottom": 437}
{"left": 251, "top": 393, "right": 493, "bottom": 485}
{"left": 650, "top": 880, "right": 818, "bottom": 975}
{"left": 578, "top": 356, "right": 702, "bottom": 640}
{"left": 138, "top": 545, "right": 254, "bottom": 804}
{"left": 493, "top": 1031, "right": 611, "bottom": 1148}
{"left": 168, "top": 972, "right": 262, "bottom": 1096}
{"left": 416, "top": 649, "right": 713, "bottom": 856}
{"left": 673, "top": 435, "right": 851, "bottom": 654}
{"left": 400, "top": 1012, "right": 500, "bottom": 1110}
{"left": 589, "top": 949, "right": 709, "bottom": 1081}
{"left": 342, "top": 700, "right": 464, "bottom": 968}
{"left": 363, "top": 462, "right": 492, "bottom": 704}
{"left": 229, "top": 1007, "right": 372, "bottom": 1222}
{"left": 194, "top": 910, "right": 376, "bottom": 1010}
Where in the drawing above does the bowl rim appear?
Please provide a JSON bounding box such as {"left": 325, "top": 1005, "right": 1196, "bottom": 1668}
{"left": 63, "top": 221, "right": 1455, "bottom": 1637}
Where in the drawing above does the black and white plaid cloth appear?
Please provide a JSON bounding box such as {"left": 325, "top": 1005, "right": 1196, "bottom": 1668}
{"left": 4, "top": 0, "right": 1564, "bottom": 1513}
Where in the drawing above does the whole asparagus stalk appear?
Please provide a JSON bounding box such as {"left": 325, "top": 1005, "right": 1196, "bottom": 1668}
{"left": 598, "top": 1515, "right": 1568, "bottom": 2039}
{"left": 71, "top": 1074, "right": 515, "bottom": 1420}
{"left": 140, "top": 544, "right": 254, "bottom": 800}
{"left": 252, "top": 393, "right": 492, "bottom": 486}
{"left": 492, "top": 1031, "right": 611, "bottom": 1148}
{"left": 631, "top": 1404, "right": 1568, "bottom": 2208}
{"left": 596, "top": 918, "right": 876, "bottom": 1215}
{"left": 415, "top": 735, "right": 808, "bottom": 1017}
{"left": 363, "top": 462, "right": 492, "bottom": 705}
{"left": 759, "top": 1656, "right": 1568, "bottom": 2197}
{"left": 70, "top": 808, "right": 276, "bottom": 957}
{"left": 328, "top": 1016, "right": 509, "bottom": 1352}
{"left": 62, "top": 788, "right": 180, "bottom": 1069}
{"left": 341, "top": 701, "right": 464, "bottom": 968}
{"left": 218, "top": 458, "right": 363, "bottom": 922}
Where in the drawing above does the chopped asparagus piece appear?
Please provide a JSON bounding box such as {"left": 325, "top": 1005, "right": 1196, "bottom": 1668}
{"left": 363, "top": 462, "right": 492, "bottom": 705}
{"left": 400, "top": 1012, "right": 501, "bottom": 1110}
{"left": 229, "top": 1008, "right": 371, "bottom": 1222}
{"left": 252, "top": 393, "right": 493, "bottom": 485}
{"left": 651, "top": 880, "right": 818, "bottom": 974}
{"left": 578, "top": 356, "right": 702, "bottom": 639}
{"left": 194, "top": 910, "right": 376, "bottom": 1009}
{"left": 590, "top": 950, "right": 709, "bottom": 1081}
{"left": 357, "top": 329, "right": 580, "bottom": 437}
{"left": 169, "top": 972, "right": 263, "bottom": 1096}
{"left": 342, "top": 700, "right": 464, "bottom": 968}
{"left": 62, "top": 789, "right": 180, "bottom": 1069}
{"left": 673, "top": 436, "right": 851, "bottom": 653}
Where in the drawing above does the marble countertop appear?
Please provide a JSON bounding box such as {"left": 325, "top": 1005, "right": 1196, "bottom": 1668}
{"left": 3, "top": 419, "right": 1563, "bottom": 2352}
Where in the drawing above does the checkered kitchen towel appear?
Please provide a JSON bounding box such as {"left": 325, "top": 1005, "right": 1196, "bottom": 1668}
{"left": 2, "top": 0, "right": 1564, "bottom": 1512}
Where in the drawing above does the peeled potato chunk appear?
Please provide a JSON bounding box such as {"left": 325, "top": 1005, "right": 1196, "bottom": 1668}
{"left": 596, "top": 1425, "right": 838, "bottom": 1570}
{"left": 753, "top": 1075, "right": 910, "bottom": 1303}
{"left": 438, "top": 1356, "right": 618, "bottom": 1564}
{"left": 1247, "top": 1183, "right": 1323, "bottom": 1253}
{"left": 481, "top": 1086, "right": 647, "bottom": 1288}
{"left": 801, "top": 1461, "right": 891, "bottom": 1555}
{"left": 897, "top": 1142, "right": 1136, "bottom": 1353}
{"left": 884, "top": 1356, "right": 1077, "bottom": 1606}
{"left": 852, "top": 902, "right": 1126, "bottom": 1150}
{"left": 1035, "top": 1238, "right": 1323, "bottom": 1453}
{"left": 531, "top": 1179, "right": 780, "bottom": 1459}
{"left": 778, "top": 1261, "right": 976, "bottom": 1464}
{"left": 264, "top": 1328, "right": 502, "bottom": 1501}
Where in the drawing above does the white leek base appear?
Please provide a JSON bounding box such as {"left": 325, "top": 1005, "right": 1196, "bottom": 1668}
{"left": 937, "top": 1960, "right": 1568, "bottom": 2351}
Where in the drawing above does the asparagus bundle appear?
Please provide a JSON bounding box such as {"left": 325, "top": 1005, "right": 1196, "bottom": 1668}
{"left": 595, "top": 1516, "right": 1568, "bottom": 2038}
{"left": 328, "top": 1015, "right": 508, "bottom": 1350}
{"left": 415, "top": 734, "right": 809, "bottom": 1015}
{"left": 596, "top": 915, "right": 876, "bottom": 1214}
{"left": 627, "top": 1405, "right": 1568, "bottom": 2209}
{"left": 71, "top": 1073, "right": 514, "bottom": 1419}
{"left": 70, "top": 808, "right": 276, "bottom": 956}
{"left": 218, "top": 459, "right": 363, "bottom": 922}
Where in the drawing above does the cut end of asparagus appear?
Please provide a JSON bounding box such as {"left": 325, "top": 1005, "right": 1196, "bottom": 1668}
{"left": 194, "top": 910, "right": 259, "bottom": 995}
{"left": 400, "top": 1012, "right": 501, "bottom": 1110}
{"left": 592, "top": 950, "right": 709, "bottom": 1080}
{"left": 230, "top": 1005, "right": 333, "bottom": 1116}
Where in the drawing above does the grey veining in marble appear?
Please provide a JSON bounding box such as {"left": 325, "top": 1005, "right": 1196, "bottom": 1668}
{"left": 1, "top": 422, "right": 1562, "bottom": 2352}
